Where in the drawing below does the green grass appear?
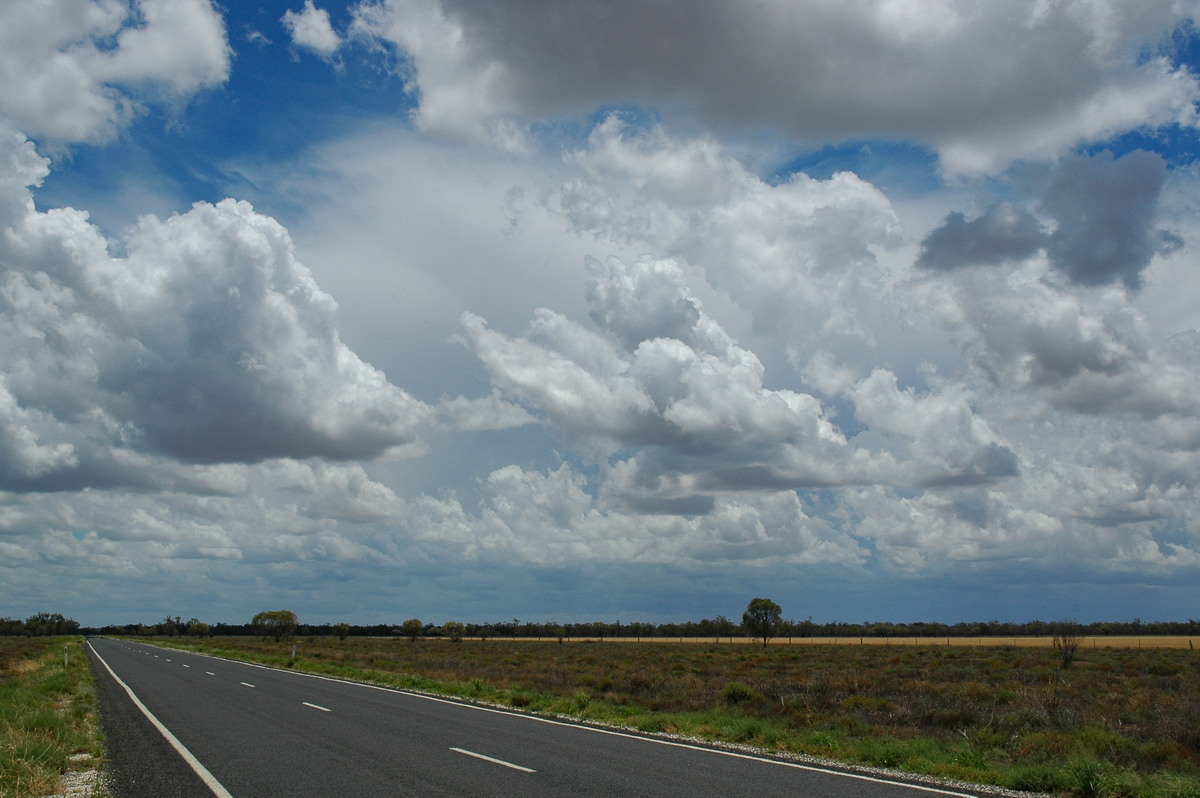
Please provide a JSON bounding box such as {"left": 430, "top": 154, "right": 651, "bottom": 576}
{"left": 0, "top": 637, "right": 110, "bottom": 797}
{"left": 146, "top": 635, "right": 1200, "bottom": 797}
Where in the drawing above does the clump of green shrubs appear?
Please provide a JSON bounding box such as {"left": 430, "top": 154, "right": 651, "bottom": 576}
{"left": 721, "top": 681, "right": 756, "bottom": 704}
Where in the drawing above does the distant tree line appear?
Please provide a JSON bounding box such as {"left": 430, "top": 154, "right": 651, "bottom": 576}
{"left": 7, "top": 605, "right": 1198, "bottom": 640}
{"left": 0, "top": 612, "right": 81, "bottom": 636}
{"left": 62, "top": 615, "right": 1200, "bottom": 640}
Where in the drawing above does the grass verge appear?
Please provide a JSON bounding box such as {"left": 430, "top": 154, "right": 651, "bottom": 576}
{"left": 0, "top": 637, "right": 110, "bottom": 798}
{"left": 147, "top": 636, "right": 1200, "bottom": 798}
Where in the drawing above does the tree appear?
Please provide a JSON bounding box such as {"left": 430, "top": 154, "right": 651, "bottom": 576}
{"left": 742, "top": 598, "right": 783, "bottom": 647}
{"left": 699, "top": 615, "right": 736, "bottom": 642}
{"left": 187, "top": 620, "right": 211, "bottom": 637}
{"left": 252, "top": 610, "right": 298, "bottom": 642}
{"left": 401, "top": 618, "right": 423, "bottom": 642}
{"left": 24, "top": 612, "right": 79, "bottom": 636}
{"left": 332, "top": 622, "right": 351, "bottom": 640}
{"left": 157, "top": 615, "right": 184, "bottom": 636}
{"left": 442, "top": 621, "right": 465, "bottom": 643}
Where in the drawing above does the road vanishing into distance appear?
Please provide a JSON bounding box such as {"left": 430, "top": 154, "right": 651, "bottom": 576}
{"left": 88, "top": 638, "right": 992, "bottom": 798}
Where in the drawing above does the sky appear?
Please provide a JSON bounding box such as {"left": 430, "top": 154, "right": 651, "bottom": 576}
{"left": 2, "top": 0, "right": 1200, "bottom": 628}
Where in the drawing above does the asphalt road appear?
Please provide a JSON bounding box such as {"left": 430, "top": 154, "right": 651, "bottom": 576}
{"left": 88, "top": 638, "right": 990, "bottom": 798}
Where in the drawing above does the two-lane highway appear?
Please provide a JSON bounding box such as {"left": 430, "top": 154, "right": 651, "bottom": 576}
{"left": 88, "top": 638, "right": 988, "bottom": 797}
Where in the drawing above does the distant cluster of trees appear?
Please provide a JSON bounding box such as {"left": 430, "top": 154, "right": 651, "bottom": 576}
{"left": 0, "top": 612, "right": 81, "bottom": 636}
{"left": 68, "top": 615, "right": 214, "bottom": 638}
{"left": 9, "top": 606, "right": 1199, "bottom": 641}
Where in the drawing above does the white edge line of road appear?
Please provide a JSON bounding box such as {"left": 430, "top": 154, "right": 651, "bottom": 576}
{"left": 132, "top": 640, "right": 981, "bottom": 797}
{"left": 450, "top": 747, "right": 536, "bottom": 772}
{"left": 88, "top": 641, "right": 236, "bottom": 798}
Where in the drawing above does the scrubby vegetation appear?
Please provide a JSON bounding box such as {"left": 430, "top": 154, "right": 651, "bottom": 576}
{"left": 0, "top": 637, "right": 108, "bottom": 797}
{"left": 151, "top": 635, "right": 1200, "bottom": 797}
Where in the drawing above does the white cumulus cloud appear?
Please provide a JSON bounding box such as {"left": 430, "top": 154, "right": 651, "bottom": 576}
{"left": 283, "top": 1, "right": 343, "bottom": 59}
{"left": 0, "top": 128, "right": 431, "bottom": 488}
{"left": 459, "top": 254, "right": 1023, "bottom": 512}
{"left": 0, "top": 0, "right": 230, "bottom": 145}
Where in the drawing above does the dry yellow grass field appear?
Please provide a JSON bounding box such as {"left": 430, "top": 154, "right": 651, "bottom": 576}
{"left": 500, "top": 635, "right": 1197, "bottom": 648}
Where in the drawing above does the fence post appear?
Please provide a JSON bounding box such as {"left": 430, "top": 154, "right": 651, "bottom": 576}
{"left": 64, "top": 645, "right": 68, "bottom": 667}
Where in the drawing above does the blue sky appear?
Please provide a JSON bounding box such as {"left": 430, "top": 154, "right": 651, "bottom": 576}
{"left": 3, "top": 0, "right": 1200, "bottom": 628}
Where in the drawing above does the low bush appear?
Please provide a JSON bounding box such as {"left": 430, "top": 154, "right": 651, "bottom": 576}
{"left": 720, "top": 681, "right": 755, "bottom": 704}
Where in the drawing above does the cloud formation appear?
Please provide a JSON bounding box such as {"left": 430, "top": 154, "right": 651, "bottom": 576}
{"left": 0, "top": 127, "right": 429, "bottom": 488}
{"left": 2, "top": 0, "right": 1199, "bottom": 627}
{"left": 283, "top": 1, "right": 343, "bottom": 59}
{"left": 920, "top": 150, "right": 1180, "bottom": 290}
{"left": 0, "top": 0, "right": 230, "bottom": 144}
{"left": 461, "top": 254, "right": 1018, "bottom": 511}
{"left": 1044, "top": 151, "right": 1179, "bottom": 289}
{"left": 916, "top": 204, "right": 1047, "bottom": 272}
{"left": 352, "top": 0, "right": 1199, "bottom": 172}
{"left": 552, "top": 117, "right": 902, "bottom": 346}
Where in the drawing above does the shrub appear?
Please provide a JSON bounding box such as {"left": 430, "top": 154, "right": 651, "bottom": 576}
{"left": 1008, "top": 765, "right": 1066, "bottom": 793}
{"left": 1148, "top": 661, "right": 1184, "bottom": 677}
{"left": 1145, "top": 775, "right": 1200, "bottom": 798}
{"left": 1053, "top": 618, "right": 1084, "bottom": 668}
{"left": 953, "top": 747, "right": 990, "bottom": 770}
{"left": 807, "top": 730, "right": 840, "bottom": 752}
{"left": 720, "top": 717, "right": 769, "bottom": 743}
{"left": 722, "top": 681, "right": 756, "bottom": 704}
{"left": 628, "top": 672, "right": 655, "bottom": 693}
{"left": 860, "top": 739, "right": 905, "bottom": 768}
{"left": 1067, "top": 760, "right": 1109, "bottom": 798}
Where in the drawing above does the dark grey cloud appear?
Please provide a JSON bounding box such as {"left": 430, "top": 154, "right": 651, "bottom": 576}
{"left": 917, "top": 203, "right": 1046, "bottom": 271}
{"left": 919, "top": 150, "right": 1177, "bottom": 289}
{"left": 914, "top": 442, "right": 1019, "bottom": 488}
{"left": 1043, "top": 150, "right": 1175, "bottom": 290}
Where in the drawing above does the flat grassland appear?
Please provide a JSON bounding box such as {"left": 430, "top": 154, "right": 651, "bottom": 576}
{"left": 470, "top": 636, "right": 1198, "bottom": 648}
{"left": 0, "top": 637, "right": 108, "bottom": 798}
{"left": 154, "top": 635, "right": 1199, "bottom": 797}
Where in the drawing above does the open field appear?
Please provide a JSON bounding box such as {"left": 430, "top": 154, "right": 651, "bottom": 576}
{"left": 0, "top": 636, "right": 108, "bottom": 798}
{"left": 149, "top": 634, "right": 1200, "bottom": 797}
{"left": 459, "top": 636, "right": 1199, "bottom": 649}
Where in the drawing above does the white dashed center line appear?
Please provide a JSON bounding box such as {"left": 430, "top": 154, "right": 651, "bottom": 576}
{"left": 302, "top": 702, "right": 331, "bottom": 712}
{"left": 240, "top": 682, "right": 255, "bottom": 688}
